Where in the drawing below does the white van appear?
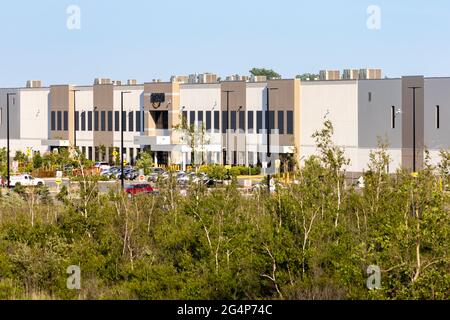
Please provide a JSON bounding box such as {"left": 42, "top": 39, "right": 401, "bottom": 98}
{"left": 9, "top": 174, "right": 45, "bottom": 187}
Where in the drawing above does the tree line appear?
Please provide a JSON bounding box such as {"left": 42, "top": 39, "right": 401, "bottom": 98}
{"left": 0, "top": 120, "right": 449, "bottom": 300}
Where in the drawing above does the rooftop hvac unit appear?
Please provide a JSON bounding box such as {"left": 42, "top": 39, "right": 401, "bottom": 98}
{"left": 94, "top": 78, "right": 112, "bottom": 85}
{"left": 26, "top": 80, "right": 42, "bottom": 88}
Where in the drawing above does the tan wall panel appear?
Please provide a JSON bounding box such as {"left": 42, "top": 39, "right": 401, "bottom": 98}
{"left": 93, "top": 84, "right": 114, "bottom": 148}
{"left": 50, "top": 85, "right": 70, "bottom": 141}
{"left": 402, "top": 76, "right": 425, "bottom": 171}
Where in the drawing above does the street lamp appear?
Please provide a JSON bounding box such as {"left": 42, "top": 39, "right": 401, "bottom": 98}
{"left": 223, "top": 90, "right": 234, "bottom": 165}
{"left": 6, "top": 93, "right": 16, "bottom": 189}
{"left": 121, "top": 91, "right": 131, "bottom": 189}
{"left": 408, "top": 86, "right": 422, "bottom": 173}
{"left": 266, "top": 87, "right": 278, "bottom": 193}
{"left": 71, "top": 89, "right": 80, "bottom": 148}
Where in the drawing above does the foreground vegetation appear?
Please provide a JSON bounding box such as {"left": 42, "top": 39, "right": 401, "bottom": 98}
{"left": 0, "top": 121, "right": 449, "bottom": 300}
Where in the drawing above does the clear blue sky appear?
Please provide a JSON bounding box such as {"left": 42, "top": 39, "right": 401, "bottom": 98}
{"left": 1, "top": 0, "right": 449, "bottom": 87}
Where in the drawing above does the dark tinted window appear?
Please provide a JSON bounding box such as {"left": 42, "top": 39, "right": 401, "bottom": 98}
{"left": 63, "top": 111, "right": 68, "bottom": 131}
{"left": 239, "top": 111, "right": 245, "bottom": 132}
{"left": 75, "top": 111, "right": 79, "bottom": 131}
{"left": 257, "top": 111, "right": 263, "bottom": 134}
{"left": 206, "top": 111, "right": 212, "bottom": 131}
{"left": 214, "top": 111, "right": 220, "bottom": 132}
{"left": 108, "top": 111, "right": 113, "bottom": 131}
{"left": 57, "top": 111, "right": 62, "bottom": 131}
{"left": 231, "top": 111, "right": 237, "bottom": 131}
{"left": 278, "top": 111, "right": 284, "bottom": 134}
{"left": 101, "top": 111, "right": 106, "bottom": 131}
{"left": 287, "top": 111, "right": 294, "bottom": 134}
{"left": 51, "top": 111, "right": 56, "bottom": 131}
{"left": 94, "top": 111, "right": 99, "bottom": 131}
{"left": 198, "top": 111, "right": 204, "bottom": 124}
{"left": 247, "top": 111, "right": 254, "bottom": 133}
{"left": 190, "top": 111, "right": 195, "bottom": 125}
{"left": 81, "top": 112, "right": 86, "bottom": 131}
{"left": 115, "top": 111, "right": 119, "bottom": 131}
{"left": 222, "top": 111, "right": 228, "bottom": 133}
{"left": 128, "top": 112, "right": 134, "bottom": 132}
{"left": 122, "top": 111, "right": 126, "bottom": 131}
{"left": 136, "top": 111, "right": 141, "bottom": 132}
{"left": 268, "top": 111, "right": 275, "bottom": 134}
{"left": 87, "top": 111, "right": 92, "bottom": 131}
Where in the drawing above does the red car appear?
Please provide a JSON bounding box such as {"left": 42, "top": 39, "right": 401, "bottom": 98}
{"left": 124, "top": 184, "right": 155, "bottom": 197}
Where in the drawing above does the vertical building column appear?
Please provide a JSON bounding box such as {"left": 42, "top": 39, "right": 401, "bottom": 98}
{"left": 402, "top": 76, "right": 425, "bottom": 171}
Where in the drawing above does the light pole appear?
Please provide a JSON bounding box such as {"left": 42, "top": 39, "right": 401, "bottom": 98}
{"left": 408, "top": 86, "right": 422, "bottom": 173}
{"left": 223, "top": 90, "right": 234, "bottom": 165}
{"left": 266, "top": 87, "right": 278, "bottom": 193}
{"left": 71, "top": 89, "right": 80, "bottom": 148}
{"left": 121, "top": 91, "right": 131, "bottom": 189}
{"left": 6, "top": 93, "right": 16, "bottom": 189}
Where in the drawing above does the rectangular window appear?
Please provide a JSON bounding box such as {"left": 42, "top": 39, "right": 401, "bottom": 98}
{"left": 122, "top": 111, "right": 127, "bottom": 131}
{"left": 257, "top": 111, "right": 263, "bottom": 134}
{"left": 81, "top": 112, "right": 86, "bottom": 131}
{"left": 206, "top": 111, "right": 212, "bottom": 131}
{"left": 436, "top": 105, "right": 440, "bottom": 129}
{"left": 88, "top": 146, "right": 93, "bottom": 160}
{"left": 136, "top": 111, "right": 141, "bottom": 132}
{"left": 369, "top": 92, "right": 372, "bottom": 102}
{"left": 248, "top": 111, "right": 254, "bottom": 133}
{"left": 75, "top": 111, "right": 79, "bottom": 131}
{"left": 214, "top": 111, "right": 220, "bottom": 132}
{"left": 57, "top": 111, "right": 62, "bottom": 131}
{"left": 231, "top": 111, "right": 237, "bottom": 131}
{"left": 94, "top": 111, "right": 99, "bottom": 131}
{"left": 190, "top": 111, "right": 196, "bottom": 125}
{"left": 101, "top": 111, "right": 106, "bottom": 131}
{"left": 108, "top": 111, "right": 113, "bottom": 131}
{"left": 278, "top": 111, "right": 284, "bottom": 134}
{"left": 182, "top": 111, "right": 188, "bottom": 124}
{"left": 239, "top": 111, "right": 245, "bottom": 132}
{"left": 63, "top": 111, "right": 68, "bottom": 131}
{"left": 115, "top": 111, "right": 120, "bottom": 131}
{"left": 287, "top": 111, "right": 294, "bottom": 134}
{"left": 129, "top": 112, "right": 134, "bottom": 132}
{"left": 88, "top": 111, "right": 93, "bottom": 131}
{"left": 198, "top": 111, "right": 204, "bottom": 124}
{"left": 51, "top": 111, "right": 56, "bottom": 131}
{"left": 151, "top": 111, "right": 169, "bottom": 130}
{"left": 222, "top": 111, "right": 228, "bottom": 133}
{"left": 391, "top": 106, "right": 396, "bottom": 129}
{"left": 268, "top": 111, "right": 275, "bottom": 134}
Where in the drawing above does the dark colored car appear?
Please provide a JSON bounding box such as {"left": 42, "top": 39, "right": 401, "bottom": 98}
{"left": 124, "top": 184, "right": 155, "bottom": 197}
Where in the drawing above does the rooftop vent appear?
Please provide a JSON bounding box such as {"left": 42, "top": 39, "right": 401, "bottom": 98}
{"left": 26, "top": 80, "right": 42, "bottom": 88}
{"left": 94, "top": 78, "right": 112, "bottom": 85}
{"left": 127, "top": 79, "right": 137, "bottom": 85}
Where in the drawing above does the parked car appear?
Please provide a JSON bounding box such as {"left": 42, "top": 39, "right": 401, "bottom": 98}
{"left": 151, "top": 167, "right": 166, "bottom": 175}
{"left": 95, "top": 162, "right": 111, "bottom": 171}
{"left": 124, "top": 184, "right": 155, "bottom": 197}
{"left": 9, "top": 174, "right": 45, "bottom": 187}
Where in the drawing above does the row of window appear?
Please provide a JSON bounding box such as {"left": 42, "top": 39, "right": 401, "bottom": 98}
{"left": 50, "top": 110, "right": 295, "bottom": 134}
{"left": 80, "top": 146, "right": 141, "bottom": 164}
{"left": 51, "top": 111, "right": 142, "bottom": 132}
{"left": 182, "top": 110, "right": 295, "bottom": 134}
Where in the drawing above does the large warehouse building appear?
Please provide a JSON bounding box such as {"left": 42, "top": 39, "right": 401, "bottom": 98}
{"left": 1, "top": 73, "right": 449, "bottom": 173}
